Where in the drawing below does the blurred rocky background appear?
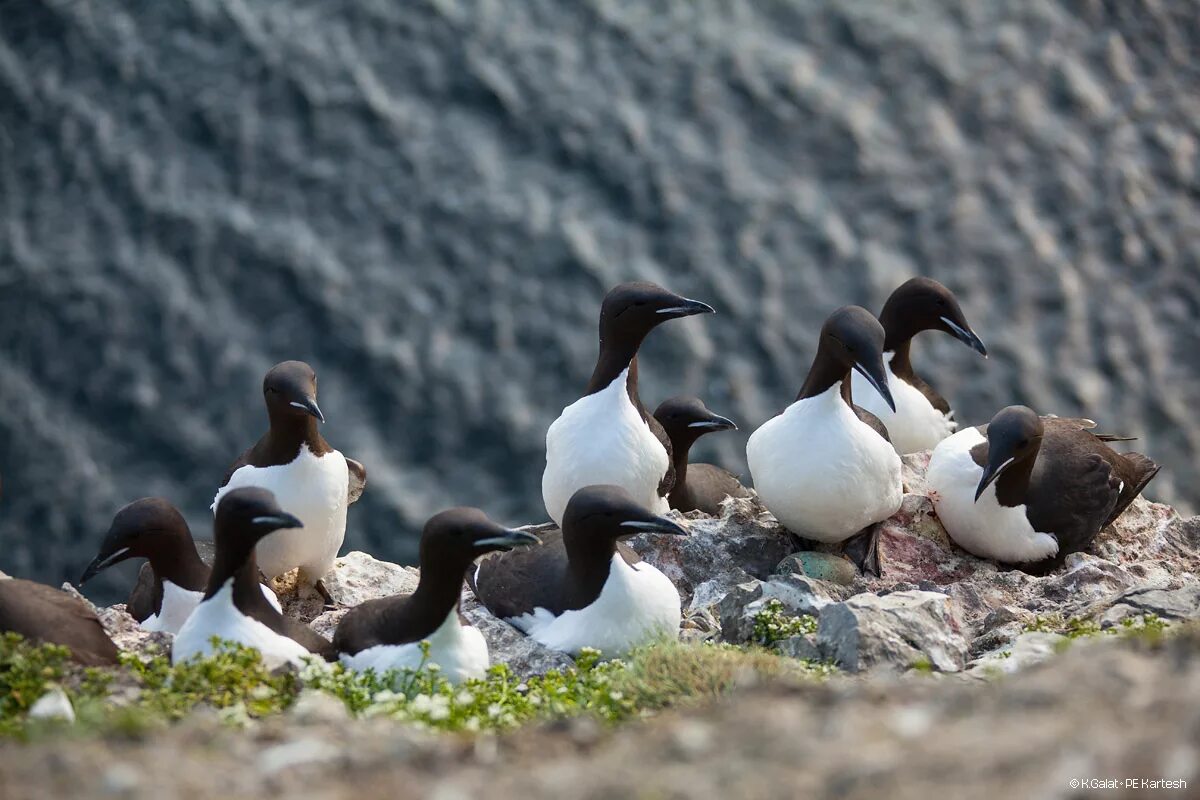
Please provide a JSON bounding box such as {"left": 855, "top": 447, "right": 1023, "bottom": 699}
{"left": 1, "top": 0, "right": 1197, "bottom": 602}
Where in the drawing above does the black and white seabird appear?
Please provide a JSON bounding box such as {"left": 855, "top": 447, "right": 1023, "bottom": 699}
{"left": 473, "top": 485, "right": 686, "bottom": 657}
{"left": 746, "top": 306, "right": 903, "bottom": 572}
{"left": 79, "top": 498, "right": 280, "bottom": 634}
{"left": 850, "top": 277, "right": 988, "bottom": 454}
{"left": 653, "top": 396, "right": 748, "bottom": 516}
{"left": 927, "top": 405, "right": 1159, "bottom": 571}
{"left": 213, "top": 361, "right": 366, "bottom": 596}
{"left": 0, "top": 578, "right": 119, "bottom": 666}
{"left": 542, "top": 282, "right": 715, "bottom": 526}
{"left": 334, "top": 510, "right": 538, "bottom": 683}
{"left": 174, "top": 487, "right": 335, "bottom": 667}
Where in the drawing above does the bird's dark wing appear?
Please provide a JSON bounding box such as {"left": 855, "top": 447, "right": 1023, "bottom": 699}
{"left": 333, "top": 595, "right": 431, "bottom": 654}
{"left": 1025, "top": 445, "right": 1121, "bottom": 561}
{"left": 853, "top": 404, "right": 892, "bottom": 443}
{"left": 126, "top": 564, "right": 160, "bottom": 623}
{"left": 219, "top": 446, "right": 253, "bottom": 489}
{"left": 1105, "top": 452, "right": 1159, "bottom": 526}
{"left": 472, "top": 533, "right": 570, "bottom": 620}
{"left": 674, "top": 463, "right": 750, "bottom": 516}
{"left": 346, "top": 458, "right": 367, "bottom": 504}
{"left": 0, "top": 579, "right": 120, "bottom": 666}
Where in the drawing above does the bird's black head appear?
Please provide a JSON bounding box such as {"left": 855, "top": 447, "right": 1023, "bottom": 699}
{"left": 976, "top": 406, "right": 1044, "bottom": 501}
{"left": 815, "top": 305, "right": 895, "bottom": 412}
{"left": 419, "top": 508, "right": 540, "bottom": 575}
{"left": 79, "top": 498, "right": 192, "bottom": 586}
{"left": 880, "top": 277, "right": 987, "bottom": 356}
{"left": 653, "top": 395, "right": 737, "bottom": 450}
{"left": 213, "top": 487, "right": 303, "bottom": 553}
{"left": 263, "top": 360, "right": 324, "bottom": 423}
{"left": 598, "top": 282, "right": 714, "bottom": 356}
{"left": 561, "top": 485, "right": 689, "bottom": 554}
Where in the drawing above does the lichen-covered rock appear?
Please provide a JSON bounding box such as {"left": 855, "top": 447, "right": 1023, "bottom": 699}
{"left": 627, "top": 496, "right": 798, "bottom": 608}
{"left": 96, "top": 603, "right": 172, "bottom": 661}
{"left": 1099, "top": 586, "right": 1200, "bottom": 625}
{"left": 817, "top": 590, "right": 968, "bottom": 673}
{"left": 463, "top": 607, "right": 575, "bottom": 678}
{"left": 324, "top": 551, "right": 421, "bottom": 608}
{"left": 967, "top": 631, "right": 1068, "bottom": 678}
{"left": 718, "top": 575, "right": 834, "bottom": 644}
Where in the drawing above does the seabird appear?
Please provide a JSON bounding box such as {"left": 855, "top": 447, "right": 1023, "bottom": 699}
{"left": 472, "top": 484, "right": 686, "bottom": 657}
{"left": 926, "top": 405, "right": 1159, "bottom": 571}
{"left": 850, "top": 277, "right": 988, "bottom": 454}
{"left": 79, "top": 498, "right": 281, "bottom": 634}
{"left": 213, "top": 361, "right": 366, "bottom": 600}
{"left": 334, "top": 510, "right": 538, "bottom": 683}
{"left": 653, "top": 396, "right": 748, "bottom": 516}
{"left": 746, "top": 306, "right": 903, "bottom": 574}
{"left": 541, "top": 282, "right": 715, "bottom": 526}
{"left": 0, "top": 578, "right": 119, "bottom": 666}
{"left": 174, "top": 487, "right": 334, "bottom": 667}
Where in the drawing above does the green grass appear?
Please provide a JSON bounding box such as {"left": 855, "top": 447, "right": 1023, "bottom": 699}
{"left": 1023, "top": 613, "right": 1169, "bottom": 641}
{"left": 751, "top": 599, "right": 818, "bottom": 645}
{"left": 0, "top": 634, "right": 835, "bottom": 740}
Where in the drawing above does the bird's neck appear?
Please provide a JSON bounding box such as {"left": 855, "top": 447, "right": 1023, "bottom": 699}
{"left": 587, "top": 338, "right": 644, "bottom": 409}
{"left": 563, "top": 538, "right": 618, "bottom": 611}
{"left": 993, "top": 452, "right": 1039, "bottom": 507}
{"left": 151, "top": 539, "right": 209, "bottom": 593}
{"left": 797, "top": 345, "right": 850, "bottom": 406}
{"left": 265, "top": 413, "right": 328, "bottom": 459}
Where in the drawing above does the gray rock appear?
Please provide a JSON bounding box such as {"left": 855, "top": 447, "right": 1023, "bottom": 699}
{"left": 309, "top": 608, "right": 350, "bottom": 641}
{"left": 289, "top": 690, "right": 351, "bottom": 724}
{"left": 967, "top": 632, "right": 1068, "bottom": 678}
{"left": 257, "top": 737, "right": 343, "bottom": 775}
{"left": 28, "top": 687, "right": 75, "bottom": 723}
{"left": 817, "top": 590, "right": 968, "bottom": 673}
{"left": 96, "top": 604, "right": 173, "bottom": 660}
{"left": 776, "top": 635, "right": 822, "bottom": 661}
{"left": 1100, "top": 585, "right": 1200, "bottom": 625}
{"left": 627, "top": 497, "right": 797, "bottom": 607}
{"left": 463, "top": 607, "right": 575, "bottom": 677}
{"left": 324, "top": 551, "right": 421, "bottom": 608}
{"left": 718, "top": 574, "right": 832, "bottom": 644}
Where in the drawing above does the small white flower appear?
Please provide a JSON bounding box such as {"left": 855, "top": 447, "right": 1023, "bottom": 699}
{"left": 487, "top": 703, "right": 502, "bottom": 718}
{"left": 463, "top": 716, "right": 481, "bottom": 732}
{"left": 454, "top": 690, "right": 475, "bottom": 706}
{"left": 410, "top": 694, "right": 434, "bottom": 713}
{"left": 429, "top": 705, "right": 450, "bottom": 721}
{"left": 608, "top": 691, "right": 624, "bottom": 701}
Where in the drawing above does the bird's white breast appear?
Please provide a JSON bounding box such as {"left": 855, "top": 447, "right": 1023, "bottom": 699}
{"left": 213, "top": 444, "right": 349, "bottom": 580}
{"left": 746, "top": 382, "right": 903, "bottom": 542}
{"left": 340, "top": 609, "right": 489, "bottom": 685}
{"left": 172, "top": 580, "right": 312, "bottom": 669}
{"left": 508, "top": 554, "right": 681, "bottom": 657}
{"left": 141, "top": 581, "right": 203, "bottom": 634}
{"left": 926, "top": 427, "right": 1058, "bottom": 563}
{"left": 851, "top": 354, "right": 957, "bottom": 454}
{"left": 142, "top": 580, "right": 281, "bottom": 635}
{"left": 542, "top": 368, "right": 670, "bottom": 525}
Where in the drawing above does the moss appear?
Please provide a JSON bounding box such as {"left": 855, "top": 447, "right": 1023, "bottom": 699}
{"left": 751, "top": 599, "right": 818, "bottom": 646}
{"left": 0, "top": 635, "right": 835, "bottom": 739}
{"left": 1024, "top": 613, "right": 1170, "bottom": 642}
{"left": 909, "top": 657, "right": 936, "bottom": 674}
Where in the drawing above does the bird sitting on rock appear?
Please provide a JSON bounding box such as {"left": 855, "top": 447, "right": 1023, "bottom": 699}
{"left": 653, "top": 396, "right": 748, "bottom": 516}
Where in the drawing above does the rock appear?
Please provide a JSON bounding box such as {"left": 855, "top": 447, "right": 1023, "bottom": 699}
{"left": 817, "top": 590, "right": 968, "bottom": 673}
{"left": 776, "top": 552, "right": 858, "bottom": 586}
{"left": 1100, "top": 586, "right": 1200, "bottom": 626}
{"left": 967, "top": 632, "right": 1067, "bottom": 678}
{"left": 289, "top": 690, "right": 351, "bottom": 724}
{"left": 627, "top": 496, "right": 797, "bottom": 608}
{"left": 309, "top": 608, "right": 350, "bottom": 641}
{"left": 324, "top": 551, "right": 421, "bottom": 608}
{"left": 717, "top": 575, "right": 833, "bottom": 644}
{"left": 463, "top": 607, "right": 575, "bottom": 677}
{"left": 257, "top": 737, "right": 343, "bottom": 775}
{"left": 776, "top": 635, "right": 822, "bottom": 661}
{"left": 28, "top": 687, "right": 75, "bottom": 723}
{"left": 96, "top": 604, "right": 173, "bottom": 660}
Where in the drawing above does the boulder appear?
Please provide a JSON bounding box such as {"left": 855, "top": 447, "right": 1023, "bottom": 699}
{"left": 96, "top": 604, "right": 172, "bottom": 660}
{"left": 816, "top": 590, "right": 968, "bottom": 673}
{"left": 718, "top": 575, "right": 834, "bottom": 644}
{"left": 463, "top": 607, "right": 575, "bottom": 678}
{"left": 1099, "top": 586, "right": 1200, "bottom": 626}
{"left": 966, "top": 631, "right": 1068, "bottom": 678}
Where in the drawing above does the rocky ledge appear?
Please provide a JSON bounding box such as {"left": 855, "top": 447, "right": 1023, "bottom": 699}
{"left": 87, "top": 455, "right": 1198, "bottom": 679}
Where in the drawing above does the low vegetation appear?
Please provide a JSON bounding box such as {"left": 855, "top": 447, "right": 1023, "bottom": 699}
{"left": 1023, "top": 613, "right": 1169, "bottom": 642}
{"left": 0, "top": 633, "right": 832, "bottom": 740}
{"left": 750, "top": 599, "right": 819, "bottom": 645}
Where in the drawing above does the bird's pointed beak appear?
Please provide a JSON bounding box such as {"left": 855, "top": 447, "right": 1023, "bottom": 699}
{"left": 974, "top": 455, "right": 1016, "bottom": 502}
{"left": 619, "top": 515, "right": 689, "bottom": 537}
{"left": 688, "top": 413, "right": 738, "bottom": 432}
{"left": 289, "top": 397, "right": 325, "bottom": 423}
{"left": 852, "top": 359, "right": 896, "bottom": 413}
{"left": 656, "top": 297, "right": 716, "bottom": 319}
{"left": 79, "top": 546, "right": 132, "bottom": 586}
{"left": 252, "top": 512, "right": 304, "bottom": 530}
{"left": 940, "top": 316, "right": 988, "bottom": 358}
{"left": 474, "top": 529, "right": 541, "bottom": 551}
